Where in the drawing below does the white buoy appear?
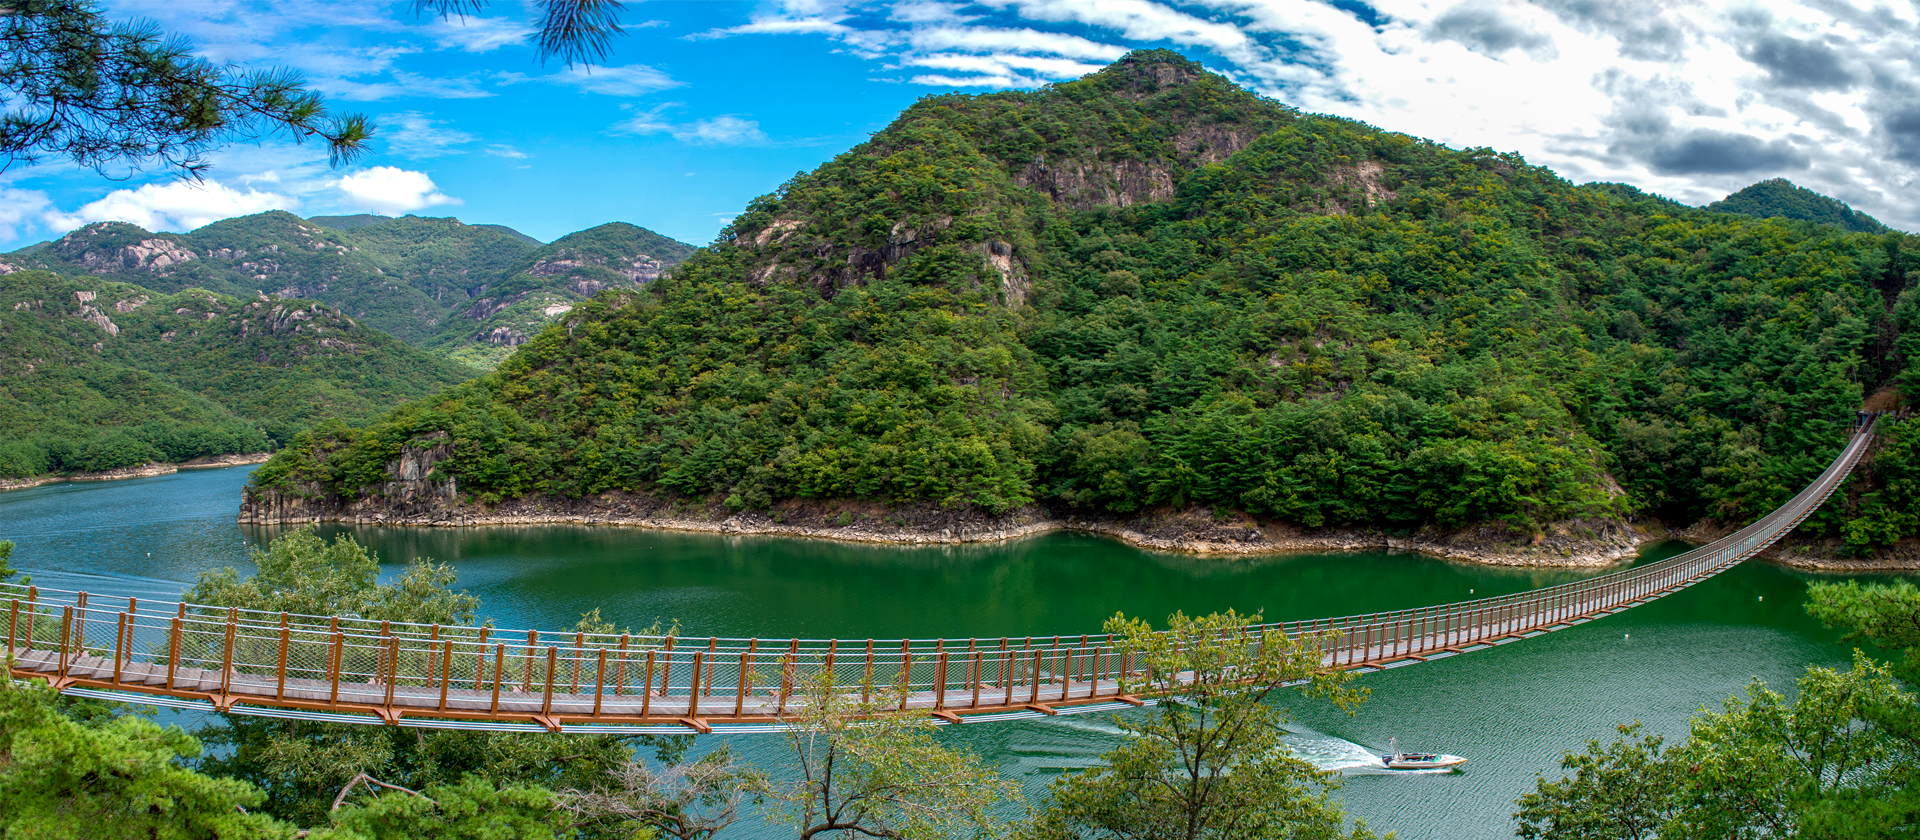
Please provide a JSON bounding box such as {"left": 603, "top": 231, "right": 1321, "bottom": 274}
{"left": 1758, "top": 596, "right": 1763, "bottom": 601}
{"left": 1624, "top": 634, "right": 1630, "bottom": 640}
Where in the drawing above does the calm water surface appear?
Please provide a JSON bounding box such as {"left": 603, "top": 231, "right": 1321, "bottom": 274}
{"left": 3, "top": 465, "right": 1907, "bottom": 838}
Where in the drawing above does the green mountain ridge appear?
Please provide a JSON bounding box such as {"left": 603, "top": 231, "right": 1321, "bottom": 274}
{"left": 1708, "top": 178, "right": 1893, "bottom": 233}
{"left": 0, "top": 270, "right": 476, "bottom": 478}
{"left": 246, "top": 51, "right": 1919, "bottom": 555}
{"left": 6, "top": 211, "right": 695, "bottom": 367}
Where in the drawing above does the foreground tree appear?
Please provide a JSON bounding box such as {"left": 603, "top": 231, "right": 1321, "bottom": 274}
{"left": 560, "top": 739, "right": 766, "bottom": 840}
{"left": 1024, "top": 610, "right": 1376, "bottom": 840}
{"left": 1807, "top": 579, "right": 1920, "bottom": 681}
{"left": 776, "top": 674, "right": 1022, "bottom": 839}
{"left": 0, "top": 0, "right": 370, "bottom": 176}
{"left": 0, "top": 673, "right": 291, "bottom": 839}
{"left": 1515, "top": 653, "right": 1920, "bottom": 839}
{"left": 188, "top": 528, "right": 651, "bottom": 829}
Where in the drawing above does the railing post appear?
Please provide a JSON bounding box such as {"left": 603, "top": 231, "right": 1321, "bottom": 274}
{"left": 777, "top": 639, "right": 797, "bottom": 715}
{"left": 736, "top": 639, "right": 757, "bottom": 717}
{"left": 571, "top": 631, "right": 585, "bottom": 693}
{"left": 327, "top": 631, "right": 343, "bottom": 705}
{"left": 1029, "top": 648, "right": 1043, "bottom": 704}
{"left": 7, "top": 598, "right": 18, "bottom": 652}
{"left": 658, "top": 637, "right": 676, "bottom": 697}
{"left": 594, "top": 648, "right": 607, "bottom": 718}
{"left": 113, "top": 612, "right": 126, "bottom": 684}
{"left": 523, "top": 630, "right": 538, "bottom": 691}
{"left": 472, "top": 627, "right": 492, "bottom": 690}
{"left": 688, "top": 651, "right": 705, "bottom": 717}
{"left": 439, "top": 641, "right": 453, "bottom": 712}
{"left": 614, "top": 633, "right": 630, "bottom": 696}
{"left": 641, "top": 650, "right": 656, "bottom": 719}
{"left": 219, "top": 607, "right": 237, "bottom": 698}
{"left": 861, "top": 640, "right": 875, "bottom": 705}
{"left": 276, "top": 613, "right": 290, "bottom": 700}
{"left": 166, "top": 616, "right": 183, "bottom": 691}
{"left": 540, "top": 646, "right": 557, "bottom": 719}
{"left": 935, "top": 651, "right": 950, "bottom": 710}
{"left": 897, "top": 639, "right": 912, "bottom": 711}
{"left": 971, "top": 648, "right": 984, "bottom": 707}
{"left": 490, "top": 644, "right": 505, "bottom": 714}
{"left": 383, "top": 636, "right": 400, "bottom": 712}
{"left": 24, "top": 587, "right": 38, "bottom": 651}
{"left": 56, "top": 606, "right": 72, "bottom": 678}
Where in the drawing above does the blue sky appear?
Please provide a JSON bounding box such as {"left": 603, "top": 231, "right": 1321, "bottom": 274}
{"left": 4, "top": 0, "right": 1919, "bottom": 248}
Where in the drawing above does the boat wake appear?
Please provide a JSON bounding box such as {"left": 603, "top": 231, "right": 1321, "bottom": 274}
{"left": 1005, "top": 716, "right": 1459, "bottom": 777}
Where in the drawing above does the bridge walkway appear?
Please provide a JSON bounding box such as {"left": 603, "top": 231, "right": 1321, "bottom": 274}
{"left": 3, "top": 421, "right": 1884, "bottom": 734}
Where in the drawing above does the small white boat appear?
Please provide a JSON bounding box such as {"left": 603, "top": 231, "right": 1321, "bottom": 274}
{"left": 1382, "top": 738, "right": 1467, "bottom": 771}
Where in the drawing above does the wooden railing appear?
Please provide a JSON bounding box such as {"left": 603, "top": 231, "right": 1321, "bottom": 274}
{"left": 3, "top": 420, "right": 1883, "bottom": 734}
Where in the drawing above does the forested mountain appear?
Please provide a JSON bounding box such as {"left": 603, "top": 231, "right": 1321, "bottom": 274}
{"left": 5, "top": 212, "right": 696, "bottom": 367}
{"left": 1708, "top": 178, "right": 1893, "bottom": 233}
{"left": 247, "top": 51, "right": 1920, "bottom": 555}
{"left": 0, "top": 270, "right": 475, "bottom": 478}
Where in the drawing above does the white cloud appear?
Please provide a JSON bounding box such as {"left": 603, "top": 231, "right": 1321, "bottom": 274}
{"left": 0, "top": 187, "right": 51, "bottom": 242}
{"left": 381, "top": 112, "right": 477, "bottom": 158}
{"left": 619, "top": 108, "right": 772, "bottom": 145}
{"left": 689, "top": 0, "right": 1920, "bottom": 230}
{"left": 334, "top": 167, "right": 461, "bottom": 215}
{"left": 486, "top": 145, "right": 531, "bottom": 159}
{"left": 906, "top": 26, "right": 1128, "bottom": 60}
{"left": 427, "top": 15, "right": 534, "bottom": 52}
{"left": 554, "top": 64, "right": 684, "bottom": 96}
{"left": 44, "top": 180, "right": 297, "bottom": 234}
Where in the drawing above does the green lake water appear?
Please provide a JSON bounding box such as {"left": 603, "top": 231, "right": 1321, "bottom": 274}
{"left": 2, "top": 465, "right": 1907, "bottom": 838}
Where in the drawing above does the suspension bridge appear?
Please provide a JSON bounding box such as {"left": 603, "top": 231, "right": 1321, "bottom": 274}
{"left": 2, "top": 418, "right": 1887, "bottom": 734}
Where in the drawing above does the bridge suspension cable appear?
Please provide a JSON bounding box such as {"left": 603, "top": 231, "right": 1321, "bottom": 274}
{"left": 3, "top": 419, "right": 1885, "bottom": 734}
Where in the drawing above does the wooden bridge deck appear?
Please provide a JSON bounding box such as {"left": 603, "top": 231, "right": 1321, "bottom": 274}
{"left": 4, "top": 421, "right": 1885, "bottom": 734}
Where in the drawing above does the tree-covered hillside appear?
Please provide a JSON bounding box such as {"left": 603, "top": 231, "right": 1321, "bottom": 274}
{"left": 0, "top": 270, "right": 476, "bottom": 478}
{"left": 1708, "top": 178, "right": 1893, "bottom": 234}
{"left": 250, "top": 51, "right": 1919, "bottom": 550}
{"left": 6, "top": 212, "right": 695, "bottom": 366}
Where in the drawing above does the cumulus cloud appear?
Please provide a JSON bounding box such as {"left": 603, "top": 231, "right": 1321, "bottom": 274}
{"left": 0, "top": 187, "right": 51, "bottom": 241}
{"left": 45, "top": 180, "right": 297, "bottom": 234}
{"left": 334, "top": 167, "right": 461, "bottom": 214}
{"left": 1427, "top": 2, "right": 1555, "bottom": 57}
{"left": 693, "top": 0, "right": 1920, "bottom": 229}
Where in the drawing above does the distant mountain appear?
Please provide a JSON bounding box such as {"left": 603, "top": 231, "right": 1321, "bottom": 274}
{"left": 1707, "top": 178, "right": 1892, "bottom": 233}
{"left": 0, "top": 270, "right": 476, "bottom": 478}
{"left": 308, "top": 214, "right": 544, "bottom": 246}
{"left": 7, "top": 212, "right": 694, "bottom": 367}
{"left": 245, "top": 49, "right": 1920, "bottom": 560}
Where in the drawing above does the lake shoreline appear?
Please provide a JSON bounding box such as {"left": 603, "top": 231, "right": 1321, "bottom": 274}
{"left": 241, "top": 483, "right": 1653, "bottom": 568}
{"left": 0, "top": 452, "right": 273, "bottom": 493}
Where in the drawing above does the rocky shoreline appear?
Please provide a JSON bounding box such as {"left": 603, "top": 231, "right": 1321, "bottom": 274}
{"left": 240, "top": 472, "right": 1654, "bottom": 568}
{"left": 0, "top": 452, "right": 272, "bottom": 492}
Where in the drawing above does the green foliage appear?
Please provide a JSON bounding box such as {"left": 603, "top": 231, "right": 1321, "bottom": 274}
{"left": 185, "top": 528, "right": 649, "bottom": 829}
{"left": 1026, "top": 611, "right": 1371, "bottom": 840}
{"left": 1807, "top": 578, "right": 1920, "bottom": 682}
{"left": 0, "top": 270, "right": 474, "bottom": 473}
{"left": 249, "top": 52, "right": 1913, "bottom": 541}
{"left": 1513, "top": 723, "right": 1679, "bottom": 840}
{"left": 186, "top": 526, "right": 479, "bottom": 624}
{"left": 0, "top": 673, "right": 292, "bottom": 840}
{"left": 1514, "top": 653, "right": 1920, "bottom": 840}
{"left": 776, "top": 674, "right": 1022, "bottom": 839}
{"left": 307, "top": 776, "right": 572, "bottom": 840}
{"left": 1708, "top": 178, "right": 1892, "bottom": 234}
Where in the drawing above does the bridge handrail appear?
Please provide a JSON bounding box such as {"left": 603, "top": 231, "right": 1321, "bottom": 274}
{"left": 0, "top": 420, "right": 1881, "bottom": 731}
{"left": 0, "top": 424, "right": 1878, "bottom": 656}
